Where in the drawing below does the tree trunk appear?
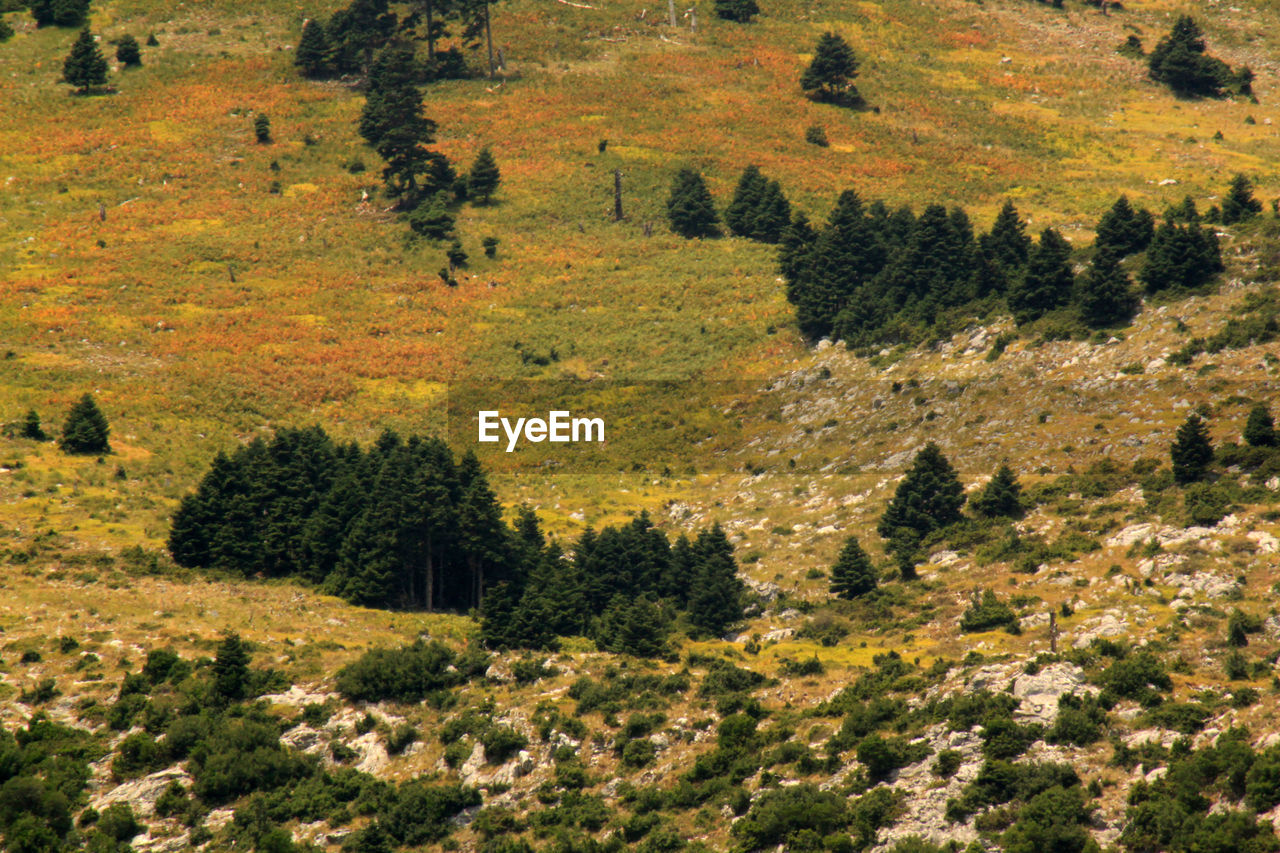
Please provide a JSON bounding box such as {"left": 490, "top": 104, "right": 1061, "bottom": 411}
{"left": 614, "top": 169, "right": 624, "bottom": 221}
{"left": 425, "top": 541, "right": 435, "bottom": 611}
{"left": 484, "top": 0, "right": 495, "bottom": 77}
{"left": 667, "top": 0, "right": 676, "bottom": 26}
{"left": 426, "top": 3, "right": 436, "bottom": 62}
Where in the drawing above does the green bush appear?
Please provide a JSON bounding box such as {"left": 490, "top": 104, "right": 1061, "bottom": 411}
{"left": 336, "top": 640, "right": 463, "bottom": 703}
{"left": 959, "top": 589, "right": 1020, "bottom": 633}
{"left": 481, "top": 726, "right": 528, "bottom": 765}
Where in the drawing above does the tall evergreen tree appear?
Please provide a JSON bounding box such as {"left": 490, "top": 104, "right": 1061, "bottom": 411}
{"left": 984, "top": 200, "right": 1032, "bottom": 272}
{"left": 686, "top": 523, "right": 745, "bottom": 637}
{"left": 878, "top": 443, "right": 965, "bottom": 578}
{"left": 829, "top": 536, "right": 877, "bottom": 600}
{"left": 1148, "top": 16, "right": 1235, "bottom": 98}
{"left": 1095, "top": 196, "right": 1154, "bottom": 257}
{"left": 116, "top": 34, "right": 141, "bottom": 67}
{"left": 753, "top": 181, "right": 791, "bottom": 244}
{"left": 1221, "top": 173, "right": 1262, "bottom": 225}
{"left": 1140, "top": 220, "right": 1222, "bottom": 292}
{"left": 801, "top": 32, "right": 860, "bottom": 105}
{"left": 725, "top": 165, "right": 767, "bottom": 239}
{"left": 971, "top": 464, "right": 1024, "bottom": 518}
{"left": 666, "top": 167, "right": 719, "bottom": 238}
{"left": 21, "top": 410, "right": 46, "bottom": 441}
{"left": 31, "top": 0, "right": 90, "bottom": 28}
{"left": 1008, "top": 228, "right": 1074, "bottom": 324}
{"left": 325, "top": 0, "right": 396, "bottom": 75}
{"left": 1077, "top": 249, "right": 1136, "bottom": 328}
{"left": 778, "top": 212, "right": 816, "bottom": 284}
{"left": 359, "top": 45, "right": 451, "bottom": 209}
{"left": 456, "top": 453, "right": 507, "bottom": 609}
{"left": 62, "top": 28, "right": 108, "bottom": 93}
{"left": 295, "top": 19, "right": 332, "bottom": 78}
{"left": 467, "top": 146, "right": 500, "bottom": 203}
{"left": 1171, "top": 412, "right": 1213, "bottom": 485}
{"left": 213, "top": 633, "right": 251, "bottom": 702}
{"left": 1243, "top": 403, "right": 1277, "bottom": 448}
{"left": 0, "top": 18, "right": 12, "bottom": 42}
{"left": 59, "top": 393, "right": 110, "bottom": 454}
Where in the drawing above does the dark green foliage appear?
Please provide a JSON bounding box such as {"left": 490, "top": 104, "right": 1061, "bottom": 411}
{"left": 323, "top": 0, "right": 395, "bottom": 76}
{"left": 714, "top": 0, "right": 758, "bottom": 22}
{"left": 804, "top": 125, "right": 829, "bottom": 147}
{"left": 986, "top": 200, "right": 1032, "bottom": 271}
{"left": 295, "top": 19, "right": 331, "bottom": 78}
{"left": 1244, "top": 403, "right": 1277, "bottom": 448}
{"left": 731, "top": 784, "right": 849, "bottom": 849}
{"left": 482, "top": 236, "right": 499, "bottom": 257}
{"left": 62, "top": 28, "right": 108, "bottom": 93}
{"left": 685, "top": 523, "right": 746, "bottom": 637}
{"left": 59, "top": 393, "right": 110, "bottom": 454}
{"left": 1227, "top": 609, "right": 1262, "bottom": 648}
{"left": 666, "top": 167, "right": 719, "bottom": 238}
{"left": 254, "top": 113, "right": 271, "bottom": 144}
{"left": 0, "top": 17, "right": 13, "bottom": 42}
{"left": 724, "top": 165, "right": 790, "bottom": 243}
{"left": 878, "top": 442, "right": 965, "bottom": 576}
{"left": 1094, "top": 196, "right": 1154, "bottom": 257}
{"left": 857, "top": 734, "right": 929, "bottom": 782}
{"left": 1077, "top": 249, "right": 1136, "bottom": 328}
{"left": 447, "top": 239, "right": 467, "bottom": 268}
{"left": 20, "top": 410, "right": 46, "bottom": 441}
{"left": 1222, "top": 173, "right": 1263, "bottom": 225}
{"left": 1148, "top": 16, "right": 1245, "bottom": 98}
{"left": 481, "top": 726, "right": 527, "bottom": 764}
{"left": 959, "top": 589, "right": 1019, "bottom": 634}
{"left": 468, "top": 146, "right": 500, "bottom": 203}
{"left": 360, "top": 45, "right": 452, "bottom": 210}
{"left": 30, "top": 0, "right": 89, "bottom": 28}
{"left": 115, "top": 34, "right": 140, "bottom": 67}
{"left": 829, "top": 535, "right": 877, "bottom": 600}
{"left": 971, "top": 464, "right": 1023, "bottom": 518}
{"left": 406, "top": 193, "right": 455, "bottom": 238}
{"left": 1001, "top": 785, "right": 1094, "bottom": 853}
{"left": 1008, "top": 227, "right": 1074, "bottom": 324}
{"left": 1045, "top": 694, "right": 1105, "bottom": 747}
{"left": 213, "top": 633, "right": 251, "bottom": 702}
{"left": 1184, "top": 482, "right": 1231, "bottom": 526}
{"left": 335, "top": 640, "right": 467, "bottom": 703}
{"left": 376, "top": 781, "right": 481, "bottom": 846}
{"left": 1171, "top": 413, "right": 1213, "bottom": 484}
{"left": 801, "top": 32, "right": 860, "bottom": 105}
{"left": 187, "top": 716, "right": 310, "bottom": 804}
{"left": 1097, "top": 652, "right": 1171, "bottom": 705}
{"left": 1141, "top": 216, "right": 1224, "bottom": 293}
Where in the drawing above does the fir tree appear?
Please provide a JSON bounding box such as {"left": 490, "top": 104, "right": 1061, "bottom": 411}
{"left": 801, "top": 32, "right": 860, "bottom": 105}
{"left": 666, "top": 167, "right": 719, "bottom": 238}
{"left": 1221, "top": 173, "right": 1262, "bottom": 225}
{"left": 253, "top": 113, "right": 271, "bottom": 144}
{"left": 829, "top": 536, "right": 877, "bottom": 600}
{"left": 0, "top": 17, "right": 13, "bottom": 42}
{"left": 714, "top": 0, "right": 758, "bottom": 23}
{"left": 985, "top": 200, "right": 1032, "bottom": 272}
{"left": 295, "top": 19, "right": 331, "bottom": 78}
{"left": 725, "top": 165, "right": 767, "bottom": 239}
{"left": 754, "top": 181, "right": 791, "bottom": 243}
{"left": 1094, "top": 195, "right": 1154, "bottom": 257}
{"left": 325, "top": 0, "right": 395, "bottom": 76}
{"left": 467, "top": 146, "right": 500, "bottom": 203}
{"left": 1148, "top": 16, "right": 1236, "bottom": 98}
{"left": 878, "top": 442, "right": 965, "bottom": 578}
{"left": 116, "top": 34, "right": 141, "bottom": 67}
{"left": 31, "top": 0, "right": 90, "bottom": 28}
{"left": 971, "top": 464, "right": 1024, "bottom": 518}
{"left": 21, "top": 410, "right": 46, "bottom": 441}
{"left": 1244, "top": 403, "right": 1277, "bottom": 448}
{"left": 1171, "top": 412, "right": 1213, "bottom": 484}
{"left": 360, "top": 45, "right": 451, "bottom": 209}
{"left": 406, "top": 193, "right": 455, "bottom": 238}
{"left": 62, "top": 28, "right": 108, "bottom": 93}
{"left": 686, "top": 523, "right": 745, "bottom": 637}
{"left": 599, "top": 596, "right": 668, "bottom": 658}
{"left": 1140, "top": 220, "right": 1222, "bottom": 293}
{"left": 1077, "top": 249, "right": 1136, "bottom": 328}
{"left": 59, "top": 392, "right": 110, "bottom": 454}
{"left": 1008, "top": 227, "right": 1074, "bottom": 324}
{"left": 213, "top": 632, "right": 251, "bottom": 701}
{"left": 778, "top": 212, "right": 816, "bottom": 284}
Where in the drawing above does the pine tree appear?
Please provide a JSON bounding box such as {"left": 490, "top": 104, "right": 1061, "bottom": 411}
{"left": 686, "top": 524, "right": 745, "bottom": 637}
{"left": 1008, "top": 228, "right": 1074, "bottom": 324}
{"left": 62, "top": 28, "right": 108, "bottom": 93}
{"left": 213, "top": 632, "right": 251, "bottom": 701}
{"left": 1140, "top": 220, "right": 1223, "bottom": 293}
{"left": 0, "top": 17, "right": 13, "bottom": 42}
{"left": 1171, "top": 412, "right": 1213, "bottom": 484}
{"left": 21, "top": 410, "right": 46, "bottom": 441}
{"left": 599, "top": 596, "right": 668, "bottom": 658}
{"left": 59, "top": 393, "right": 110, "bottom": 454}
{"left": 714, "top": 0, "right": 758, "bottom": 23}
{"left": 406, "top": 192, "right": 455, "bottom": 238}
{"left": 829, "top": 536, "right": 877, "bottom": 600}
{"left": 1095, "top": 196, "right": 1154, "bottom": 257}
{"left": 1244, "top": 403, "right": 1277, "bottom": 448}
{"left": 325, "top": 0, "right": 395, "bottom": 76}
{"left": 1221, "top": 173, "right": 1262, "bottom": 225}
{"left": 1148, "top": 16, "right": 1235, "bottom": 98}
{"left": 725, "top": 165, "right": 767, "bottom": 239}
{"left": 295, "top": 19, "right": 331, "bottom": 78}
{"left": 31, "top": 0, "right": 90, "bottom": 28}
{"left": 984, "top": 200, "right": 1032, "bottom": 271}
{"left": 116, "top": 34, "right": 141, "bottom": 67}
{"left": 467, "top": 146, "right": 500, "bottom": 203}
{"left": 878, "top": 443, "right": 965, "bottom": 578}
{"left": 801, "top": 32, "right": 860, "bottom": 105}
{"left": 666, "top": 167, "right": 719, "bottom": 238}
{"left": 1077, "top": 249, "right": 1136, "bottom": 328}
{"left": 754, "top": 181, "right": 791, "bottom": 243}
{"left": 971, "top": 464, "right": 1024, "bottom": 518}
{"left": 253, "top": 113, "right": 271, "bottom": 144}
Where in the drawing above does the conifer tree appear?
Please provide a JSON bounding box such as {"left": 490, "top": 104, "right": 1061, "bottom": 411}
{"left": 971, "top": 464, "right": 1024, "bottom": 518}
{"left": 599, "top": 596, "right": 668, "bottom": 658}
{"left": 1221, "top": 173, "right": 1262, "bottom": 225}
{"left": 1095, "top": 196, "right": 1154, "bottom": 257}
{"left": 325, "top": 0, "right": 395, "bottom": 76}
{"left": 714, "top": 0, "right": 758, "bottom": 23}
{"left": 253, "top": 113, "right": 271, "bottom": 144}
{"left": 686, "top": 523, "right": 745, "bottom": 637}
{"left": 21, "top": 410, "right": 46, "bottom": 441}
{"left": 62, "top": 28, "right": 108, "bottom": 93}
{"left": 31, "top": 0, "right": 90, "bottom": 28}
{"left": 1008, "top": 228, "right": 1074, "bottom": 324}
{"left": 1140, "top": 220, "right": 1222, "bottom": 292}
{"left": 801, "top": 32, "right": 860, "bottom": 105}
{"left": 295, "top": 19, "right": 332, "bottom": 78}
{"left": 0, "top": 17, "right": 12, "bottom": 42}
{"left": 725, "top": 165, "right": 767, "bottom": 239}
{"left": 1077, "top": 249, "right": 1136, "bottom": 328}
{"left": 1171, "top": 412, "right": 1213, "bottom": 484}
{"left": 754, "top": 180, "right": 791, "bottom": 244}
{"left": 116, "top": 34, "right": 141, "bottom": 67}
{"left": 59, "top": 393, "right": 110, "bottom": 454}
{"left": 467, "top": 146, "right": 500, "bottom": 204}
{"left": 666, "top": 167, "right": 719, "bottom": 238}
{"left": 778, "top": 212, "right": 816, "bottom": 284}
{"left": 1244, "top": 403, "right": 1277, "bottom": 448}
{"left": 878, "top": 443, "right": 965, "bottom": 579}
{"left": 1148, "top": 16, "right": 1235, "bottom": 98}
{"left": 213, "top": 632, "right": 251, "bottom": 701}
{"left": 985, "top": 201, "right": 1032, "bottom": 272}
{"left": 829, "top": 536, "right": 877, "bottom": 600}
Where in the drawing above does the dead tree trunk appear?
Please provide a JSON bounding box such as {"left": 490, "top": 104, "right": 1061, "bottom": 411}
{"left": 1049, "top": 611, "right": 1058, "bottom": 654}
{"left": 483, "top": 0, "right": 495, "bottom": 77}
{"left": 667, "top": 0, "right": 676, "bottom": 26}
{"left": 613, "top": 169, "right": 624, "bottom": 221}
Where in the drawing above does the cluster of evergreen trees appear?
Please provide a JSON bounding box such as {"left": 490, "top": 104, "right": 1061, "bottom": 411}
{"left": 1146, "top": 16, "right": 1253, "bottom": 99}
{"left": 295, "top": 0, "right": 493, "bottom": 80}
{"left": 30, "top": 0, "right": 90, "bottom": 28}
{"left": 781, "top": 182, "right": 1238, "bottom": 346}
{"left": 481, "top": 513, "right": 746, "bottom": 654}
{"left": 168, "top": 428, "right": 746, "bottom": 652}
{"left": 666, "top": 164, "right": 790, "bottom": 241}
